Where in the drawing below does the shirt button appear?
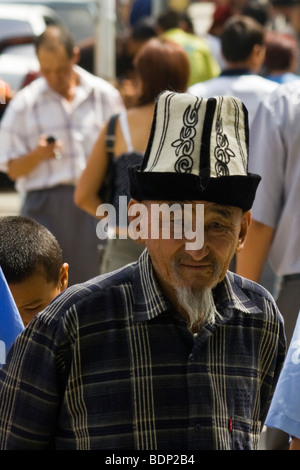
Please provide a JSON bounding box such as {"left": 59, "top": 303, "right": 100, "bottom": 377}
{"left": 189, "top": 353, "right": 195, "bottom": 361}
{"left": 195, "top": 424, "right": 201, "bottom": 431}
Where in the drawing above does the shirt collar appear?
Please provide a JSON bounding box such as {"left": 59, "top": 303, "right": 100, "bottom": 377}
{"left": 214, "top": 272, "right": 262, "bottom": 315}
{"left": 132, "top": 250, "right": 171, "bottom": 323}
{"left": 220, "top": 68, "right": 251, "bottom": 77}
{"left": 39, "top": 65, "right": 93, "bottom": 99}
{"left": 132, "top": 251, "right": 261, "bottom": 324}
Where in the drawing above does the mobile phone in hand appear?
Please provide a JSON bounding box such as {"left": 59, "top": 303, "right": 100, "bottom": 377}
{"left": 46, "top": 135, "right": 61, "bottom": 159}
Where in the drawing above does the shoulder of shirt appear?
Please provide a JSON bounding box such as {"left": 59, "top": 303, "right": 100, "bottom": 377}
{"left": 262, "top": 79, "right": 300, "bottom": 107}
{"left": 34, "top": 263, "right": 135, "bottom": 326}
{"left": 227, "top": 270, "right": 277, "bottom": 304}
{"left": 75, "top": 65, "right": 121, "bottom": 95}
{"left": 189, "top": 74, "right": 277, "bottom": 95}
{"left": 10, "top": 66, "right": 120, "bottom": 105}
{"left": 8, "top": 76, "right": 45, "bottom": 103}
{"left": 188, "top": 77, "right": 221, "bottom": 95}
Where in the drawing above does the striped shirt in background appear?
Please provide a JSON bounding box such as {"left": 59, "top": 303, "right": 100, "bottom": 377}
{"left": 0, "top": 250, "right": 285, "bottom": 450}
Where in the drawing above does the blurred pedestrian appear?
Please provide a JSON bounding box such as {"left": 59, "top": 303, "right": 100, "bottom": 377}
{"left": 236, "top": 79, "right": 300, "bottom": 449}
{"left": 270, "top": 0, "right": 300, "bottom": 73}
{"left": 75, "top": 37, "right": 190, "bottom": 273}
{"left": 189, "top": 15, "right": 278, "bottom": 125}
{"left": 0, "top": 215, "right": 69, "bottom": 327}
{"left": 116, "top": 16, "right": 157, "bottom": 108}
{"left": 263, "top": 30, "right": 300, "bottom": 83}
{"left": 189, "top": 14, "right": 279, "bottom": 294}
{"left": 0, "top": 25, "right": 124, "bottom": 285}
{"left": 156, "top": 8, "right": 220, "bottom": 86}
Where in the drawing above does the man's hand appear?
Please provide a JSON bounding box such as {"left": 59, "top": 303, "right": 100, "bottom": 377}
{"left": 39, "top": 135, "right": 63, "bottom": 160}
{"left": 7, "top": 135, "right": 63, "bottom": 180}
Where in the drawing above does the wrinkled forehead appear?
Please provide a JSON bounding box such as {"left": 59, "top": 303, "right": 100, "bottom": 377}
{"left": 144, "top": 200, "right": 242, "bottom": 217}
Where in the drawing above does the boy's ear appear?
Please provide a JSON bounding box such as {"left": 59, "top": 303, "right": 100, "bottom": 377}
{"left": 59, "top": 263, "right": 69, "bottom": 291}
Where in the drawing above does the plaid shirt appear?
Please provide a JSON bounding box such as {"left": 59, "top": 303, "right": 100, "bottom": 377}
{"left": 0, "top": 250, "right": 285, "bottom": 450}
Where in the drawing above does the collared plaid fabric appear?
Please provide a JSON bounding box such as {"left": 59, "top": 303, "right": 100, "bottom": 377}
{"left": 0, "top": 250, "right": 285, "bottom": 450}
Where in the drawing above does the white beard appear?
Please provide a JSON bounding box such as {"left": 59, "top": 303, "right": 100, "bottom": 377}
{"left": 176, "top": 285, "right": 220, "bottom": 331}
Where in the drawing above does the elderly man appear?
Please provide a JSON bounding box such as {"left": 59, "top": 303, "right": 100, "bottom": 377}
{"left": 0, "top": 25, "right": 124, "bottom": 285}
{"left": 0, "top": 92, "right": 285, "bottom": 450}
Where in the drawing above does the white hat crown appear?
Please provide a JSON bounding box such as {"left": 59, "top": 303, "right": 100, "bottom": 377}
{"left": 143, "top": 91, "right": 248, "bottom": 183}
{"left": 129, "top": 91, "right": 261, "bottom": 210}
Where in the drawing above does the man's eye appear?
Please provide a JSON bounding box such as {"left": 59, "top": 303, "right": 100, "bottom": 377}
{"left": 206, "top": 223, "right": 228, "bottom": 234}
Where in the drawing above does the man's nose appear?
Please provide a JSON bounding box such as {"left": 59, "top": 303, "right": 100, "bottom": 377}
{"left": 184, "top": 239, "right": 210, "bottom": 260}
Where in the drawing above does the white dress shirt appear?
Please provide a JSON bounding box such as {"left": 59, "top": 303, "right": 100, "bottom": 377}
{"left": 248, "top": 80, "right": 300, "bottom": 276}
{"left": 188, "top": 70, "right": 278, "bottom": 125}
{"left": 0, "top": 65, "right": 124, "bottom": 192}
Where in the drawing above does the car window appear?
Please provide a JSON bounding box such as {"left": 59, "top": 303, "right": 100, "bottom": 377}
{"left": 0, "top": 19, "right": 34, "bottom": 40}
{"left": 2, "top": 43, "right": 36, "bottom": 56}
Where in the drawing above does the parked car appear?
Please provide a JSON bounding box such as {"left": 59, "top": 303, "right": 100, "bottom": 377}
{"left": 0, "top": 3, "right": 63, "bottom": 91}
{"left": 0, "top": 0, "right": 98, "bottom": 43}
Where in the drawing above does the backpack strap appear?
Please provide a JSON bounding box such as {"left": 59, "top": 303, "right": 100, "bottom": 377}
{"left": 105, "top": 113, "right": 119, "bottom": 158}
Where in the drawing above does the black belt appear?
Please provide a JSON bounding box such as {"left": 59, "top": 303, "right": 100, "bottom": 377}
{"left": 283, "top": 274, "right": 300, "bottom": 282}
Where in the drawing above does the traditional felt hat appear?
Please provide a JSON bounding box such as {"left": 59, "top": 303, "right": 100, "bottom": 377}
{"left": 129, "top": 91, "right": 261, "bottom": 210}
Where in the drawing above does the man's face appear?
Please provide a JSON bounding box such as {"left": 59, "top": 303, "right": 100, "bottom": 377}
{"left": 130, "top": 200, "right": 250, "bottom": 303}
{"left": 37, "top": 44, "right": 78, "bottom": 96}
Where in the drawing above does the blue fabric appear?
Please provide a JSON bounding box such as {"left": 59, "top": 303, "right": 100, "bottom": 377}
{"left": 129, "top": 0, "right": 152, "bottom": 25}
{"left": 0, "top": 266, "right": 24, "bottom": 366}
{"left": 264, "top": 73, "right": 300, "bottom": 84}
{"left": 266, "top": 311, "right": 300, "bottom": 438}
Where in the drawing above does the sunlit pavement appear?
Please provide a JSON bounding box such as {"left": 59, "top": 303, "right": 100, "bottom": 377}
{"left": 0, "top": 190, "right": 21, "bottom": 216}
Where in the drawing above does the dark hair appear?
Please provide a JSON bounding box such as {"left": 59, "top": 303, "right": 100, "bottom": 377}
{"left": 0, "top": 216, "right": 63, "bottom": 284}
{"left": 264, "top": 31, "right": 298, "bottom": 71}
{"left": 221, "top": 15, "right": 265, "bottom": 62}
{"left": 156, "top": 9, "right": 181, "bottom": 31}
{"left": 35, "top": 25, "right": 75, "bottom": 58}
{"left": 131, "top": 16, "right": 157, "bottom": 41}
{"left": 242, "top": 3, "right": 269, "bottom": 26}
{"left": 134, "top": 37, "right": 189, "bottom": 105}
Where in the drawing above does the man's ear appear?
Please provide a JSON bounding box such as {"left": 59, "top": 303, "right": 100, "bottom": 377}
{"left": 73, "top": 46, "right": 80, "bottom": 65}
{"left": 236, "top": 210, "right": 251, "bottom": 253}
{"left": 127, "top": 198, "right": 147, "bottom": 245}
{"left": 59, "top": 263, "right": 69, "bottom": 291}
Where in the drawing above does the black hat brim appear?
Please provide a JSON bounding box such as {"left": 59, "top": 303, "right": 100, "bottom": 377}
{"left": 129, "top": 166, "right": 261, "bottom": 211}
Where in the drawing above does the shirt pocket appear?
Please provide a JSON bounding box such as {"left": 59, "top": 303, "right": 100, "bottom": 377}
{"left": 227, "top": 416, "right": 261, "bottom": 450}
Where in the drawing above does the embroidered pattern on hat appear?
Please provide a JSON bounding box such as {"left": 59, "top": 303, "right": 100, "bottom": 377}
{"left": 171, "top": 101, "right": 201, "bottom": 174}
{"left": 214, "top": 115, "right": 236, "bottom": 177}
